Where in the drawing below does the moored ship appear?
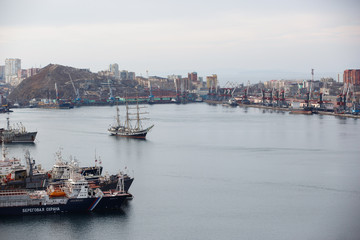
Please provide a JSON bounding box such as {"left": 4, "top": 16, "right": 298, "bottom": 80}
{"left": 48, "top": 150, "right": 134, "bottom": 193}
{"left": 1, "top": 150, "right": 134, "bottom": 194}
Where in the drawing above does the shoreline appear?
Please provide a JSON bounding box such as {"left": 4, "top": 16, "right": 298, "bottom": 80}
{"left": 205, "top": 100, "right": 360, "bottom": 119}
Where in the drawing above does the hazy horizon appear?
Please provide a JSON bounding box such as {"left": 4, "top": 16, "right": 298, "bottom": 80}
{"left": 1, "top": 0, "right": 359, "bottom": 85}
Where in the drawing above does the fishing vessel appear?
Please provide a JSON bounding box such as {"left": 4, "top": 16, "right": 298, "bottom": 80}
{"left": 0, "top": 118, "right": 37, "bottom": 143}
{"left": 108, "top": 99, "right": 154, "bottom": 139}
{"left": 0, "top": 144, "right": 25, "bottom": 177}
{"left": 49, "top": 151, "right": 134, "bottom": 193}
{"left": 1, "top": 150, "right": 134, "bottom": 194}
{"left": 1, "top": 151, "right": 49, "bottom": 190}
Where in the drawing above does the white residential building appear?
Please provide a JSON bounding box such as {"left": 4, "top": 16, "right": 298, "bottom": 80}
{"left": 5, "top": 58, "right": 21, "bottom": 84}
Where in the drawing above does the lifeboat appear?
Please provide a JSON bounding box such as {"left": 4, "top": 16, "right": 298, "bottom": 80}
{"left": 49, "top": 189, "right": 66, "bottom": 198}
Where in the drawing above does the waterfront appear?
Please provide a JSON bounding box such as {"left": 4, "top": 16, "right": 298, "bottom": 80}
{"left": 0, "top": 104, "right": 360, "bottom": 240}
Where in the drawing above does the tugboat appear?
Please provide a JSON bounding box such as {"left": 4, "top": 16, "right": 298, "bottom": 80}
{"left": 108, "top": 98, "right": 154, "bottom": 139}
{"left": 0, "top": 117, "right": 37, "bottom": 143}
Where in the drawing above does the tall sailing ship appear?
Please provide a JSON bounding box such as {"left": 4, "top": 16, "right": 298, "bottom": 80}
{"left": 108, "top": 98, "right": 154, "bottom": 139}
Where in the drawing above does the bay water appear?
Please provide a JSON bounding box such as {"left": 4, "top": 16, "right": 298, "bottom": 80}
{"left": 0, "top": 104, "right": 359, "bottom": 240}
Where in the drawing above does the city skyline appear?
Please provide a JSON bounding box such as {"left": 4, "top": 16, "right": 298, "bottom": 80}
{"left": 0, "top": 0, "right": 359, "bottom": 85}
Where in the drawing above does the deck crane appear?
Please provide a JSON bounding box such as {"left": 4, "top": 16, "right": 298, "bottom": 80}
{"left": 68, "top": 73, "right": 81, "bottom": 102}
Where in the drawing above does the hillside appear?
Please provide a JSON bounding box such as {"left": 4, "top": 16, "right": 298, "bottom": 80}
{"left": 8, "top": 64, "right": 141, "bottom": 105}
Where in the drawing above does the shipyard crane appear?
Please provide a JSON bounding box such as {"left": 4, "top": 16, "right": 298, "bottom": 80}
{"left": 148, "top": 79, "right": 154, "bottom": 101}
{"left": 55, "top": 82, "right": 59, "bottom": 100}
{"left": 262, "top": 89, "right": 266, "bottom": 105}
{"left": 240, "top": 81, "right": 251, "bottom": 104}
{"left": 349, "top": 83, "right": 360, "bottom": 114}
{"left": 68, "top": 73, "right": 81, "bottom": 102}
{"left": 231, "top": 85, "right": 238, "bottom": 98}
{"left": 246, "top": 80, "right": 250, "bottom": 95}
{"left": 108, "top": 79, "right": 115, "bottom": 102}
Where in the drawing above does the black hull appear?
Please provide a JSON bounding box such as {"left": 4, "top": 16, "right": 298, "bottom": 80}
{"left": 0, "top": 194, "right": 131, "bottom": 216}
{"left": 93, "top": 195, "right": 128, "bottom": 211}
{"left": 0, "top": 198, "right": 95, "bottom": 216}
{"left": 110, "top": 132, "right": 148, "bottom": 139}
{"left": 100, "top": 177, "right": 134, "bottom": 193}
{"left": 3, "top": 175, "right": 134, "bottom": 194}
{"left": 80, "top": 166, "right": 103, "bottom": 176}
{"left": 109, "top": 125, "right": 154, "bottom": 139}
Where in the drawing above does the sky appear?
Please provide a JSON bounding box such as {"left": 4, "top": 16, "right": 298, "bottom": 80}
{"left": 0, "top": 0, "right": 359, "bottom": 85}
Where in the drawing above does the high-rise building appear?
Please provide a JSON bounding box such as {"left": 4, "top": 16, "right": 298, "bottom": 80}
{"left": 0, "top": 65, "right": 5, "bottom": 82}
{"left": 128, "top": 72, "right": 135, "bottom": 81}
{"left": 17, "top": 69, "right": 27, "bottom": 78}
{"left": 343, "top": 69, "right": 360, "bottom": 85}
{"left": 27, "top": 68, "right": 40, "bottom": 78}
{"left": 5, "top": 58, "right": 21, "bottom": 84}
{"left": 120, "top": 70, "right": 128, "bottom": 80}
{"left": 206, "top": 74, "right": 218, "bottom": 89}
{"left": 109, "top": 63, "right": 119, "bottom": 79}
{"left": 188, "top": 72, "right": 197, "bottom": 82}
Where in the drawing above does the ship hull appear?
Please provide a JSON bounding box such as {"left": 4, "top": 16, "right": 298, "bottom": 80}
{"left": 93, "top": 194, "right": 128, "bottom": 211}
{"left": 289, "top": 110, "right": 312, "bottom": 115}
{"left": 99, "top": 177, "right": 134, "bottom": 193}
{"left": 0, "top": 198, "right": 96, "bottom": 216}
{"left": 0, "top": 194, "right": 131, "bottom": 216}
{"left": 110, "top": 131, "right": 148, "bottom": 139}
{"left": 109, "top": 125, "right": 154, "bottom": 139}
{"left": 0, "top": 131, "right": 37, "bottom": 143}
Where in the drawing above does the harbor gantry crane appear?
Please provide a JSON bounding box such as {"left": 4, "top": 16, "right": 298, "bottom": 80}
{"left": 55, "top": 82, "right": 59, "bottom": 100}
{"left": 68, "top": 73, "right": 81, "bottom": 102}
{"left": 108, "top": 79, "right": 115, "bottom": 102}
{"left": 240, "top": 81, "right": 251, "bottom": 104}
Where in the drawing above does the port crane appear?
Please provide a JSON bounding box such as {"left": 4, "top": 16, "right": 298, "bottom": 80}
{"left": 240, "top": 81, "right": 250, "bottom": 104}
{"left": 68, "top": 73, "right": 81, "bottom": 102}
{"left": 108, "top": 79, "right": 115, "bottom": 102}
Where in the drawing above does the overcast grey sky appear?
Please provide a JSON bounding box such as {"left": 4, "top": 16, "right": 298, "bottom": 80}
{"left": 1, "top": 0, "right": 359, "bottom": 84}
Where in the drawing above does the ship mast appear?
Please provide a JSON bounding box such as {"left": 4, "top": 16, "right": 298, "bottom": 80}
{"left": 2, "top": 137, "right": 6, "bottom": 161}
{"left": 6, "top": 117, "right": 10, "bottom": 130}
{"left": 125, "top": 96, "right": 130, "bottom": 130}
{"left": 116, "top": 105, "right": 121, "bottom": 127}
{"left": 136, "top": 97, "right": 140, "bottom": 130}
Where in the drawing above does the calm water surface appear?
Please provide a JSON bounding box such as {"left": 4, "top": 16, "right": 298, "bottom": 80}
{"left": 0, "top": 104, "right": 359, "bottom": 240}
